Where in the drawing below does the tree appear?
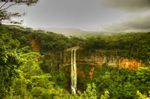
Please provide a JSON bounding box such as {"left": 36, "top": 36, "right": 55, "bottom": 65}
{"left": 0, "top": 32, "right": 21, "bottom": 98}
{"left": 0, "top": 0, "right": 38, "bottom": 24}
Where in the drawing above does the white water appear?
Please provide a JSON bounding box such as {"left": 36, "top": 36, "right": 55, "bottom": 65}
{"left": 71, "top": 49, "right": 77, "bottom": 94}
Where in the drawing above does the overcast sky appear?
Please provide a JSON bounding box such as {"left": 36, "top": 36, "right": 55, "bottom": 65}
{"left": 8, "top": 0, "right": 150, "bottom": 32}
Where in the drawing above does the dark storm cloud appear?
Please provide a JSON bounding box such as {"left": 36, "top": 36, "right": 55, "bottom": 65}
{"left": 102, "top": 0, "right": 150, "bottom": 11}
{"left": 104, "top": 13, "right": 150, "bottom": 32}
{"left": 101, "top": 0, "right": 150, "bottom": 32}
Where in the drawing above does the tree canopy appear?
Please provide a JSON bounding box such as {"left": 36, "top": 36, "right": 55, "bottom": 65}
{"left": 0, "top": 0, "right": 38, "bottom": 24}
{"left": 0, "top": 25, "right": 150, "bottom": 98}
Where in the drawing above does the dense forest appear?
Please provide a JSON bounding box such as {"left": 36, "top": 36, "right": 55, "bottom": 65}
{"left": 0, "top": 25, "right": 150, "bottom": 99}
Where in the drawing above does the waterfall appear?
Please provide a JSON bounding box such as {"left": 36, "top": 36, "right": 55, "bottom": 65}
{"left": 71, "top": 49, "right": 77, "bottom": 94}
{"left": 66, "top": 46, "right": 79, "bottom": 94}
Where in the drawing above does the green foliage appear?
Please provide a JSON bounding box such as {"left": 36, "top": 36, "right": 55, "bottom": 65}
{"left": 100, "top": 90, "right": 109, "bottom": 99}
{"left": 83, "top": 37, "right": 106, "bottom": 50}
{"left": 93, "top": 66, "right": 150, "bottom": 98}
{"left": 136, "top": 90, "right": 150, "bottom": 99}
{"left": 79, "top": 83, "right": 97, "bottom": 99}
{"left": 135, "top": 67, "right": 150, "bottom": 93}
{"left": 0, "top": 32, "right": 21, "bottom": 98}
{"left": 82, "top": 33, "right": 150, "bottom": 62}
{"left": 5, "top": 49, "right": 63, "bottom": 98}
{"left": 0, "top": 25, "right": 150, "bottom": 98}
{"left": 55, "top": 83, "right": 98, "bottom": 99}
{"left": 32, "top": 31, "right": 69, "bottom": 52}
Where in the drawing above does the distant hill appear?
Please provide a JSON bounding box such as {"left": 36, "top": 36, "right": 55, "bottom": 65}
{"left": 43, "top": 28, "right": 110, "bottom": 37}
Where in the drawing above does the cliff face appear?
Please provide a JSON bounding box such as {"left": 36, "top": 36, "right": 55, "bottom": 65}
{"left": 79, "top": 56, "right": 141, "bottom": 79}
{"left": 30, "top": 39, "right": 141, "bottom": 70}
{"left": 117, "top": 58, "right": 141, "bottom": 69}
{"left": 88, "top": 55, "right": 141, "bottom": 70}
{"left": 30, "top": 39, "right": 142, "bottom": 79}
{"left": 64, "top": 50, "right": 142, "bottom": 79}
{"left": 64, "top": 50, "right": 141, "bottom": 69}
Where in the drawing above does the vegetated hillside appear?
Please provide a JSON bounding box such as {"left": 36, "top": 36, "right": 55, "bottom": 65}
{"left": 0, "top": 25, "right": 150, "bottom": 98}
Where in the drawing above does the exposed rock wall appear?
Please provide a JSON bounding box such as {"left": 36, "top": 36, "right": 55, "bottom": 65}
{"left": 85, "top": 55, "right": 141, "bottom": 69}
{"left": 75, "top": 50, "right": 142, "bottom": 69}
{"left": 63, "top": 50, "right": 142, "bottom": 80}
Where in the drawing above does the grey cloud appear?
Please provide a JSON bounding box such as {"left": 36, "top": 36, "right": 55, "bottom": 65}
{"left": 6, "top": 0, "right": 150, "bottom": 31}
{"left": 104, "top": 14, "right": 150, "bottom": 32}
{"left": 102, "top": 0, "right": 150, "bottom": 11}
